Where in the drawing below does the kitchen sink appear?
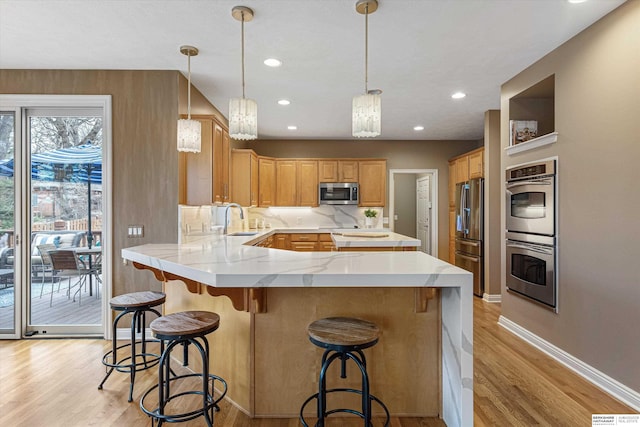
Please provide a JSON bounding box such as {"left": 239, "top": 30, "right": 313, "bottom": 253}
{"left": 228, "top": 231, "right": 259, "bottom": 236}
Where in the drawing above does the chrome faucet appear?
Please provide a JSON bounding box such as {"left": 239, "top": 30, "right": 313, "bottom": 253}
{"left": 223, "top": 203, "right": 244, "bottom": 234}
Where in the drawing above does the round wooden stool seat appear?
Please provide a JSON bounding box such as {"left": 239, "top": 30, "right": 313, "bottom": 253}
{"left": 307, "top": 316, "right": 380, "bottom": 350}
{"left": 150, "top": 310, "right": 220, "bottom": 341}
{"left": 109, "top": 291, "right": 166, "bottom": 310}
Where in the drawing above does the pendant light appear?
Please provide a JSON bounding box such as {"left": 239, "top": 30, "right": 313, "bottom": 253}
{"left": 229, "top": 6, "right": 258, "bottom": 140}
{"left": 352, "top": 0, "right": 381, "bottom": 138}
{"left": 177, "top": 45, "right": 202, "bottom": 152}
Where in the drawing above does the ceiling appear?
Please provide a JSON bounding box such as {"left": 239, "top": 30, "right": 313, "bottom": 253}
{"left": 0, "top": 0, "right": 625, "bottom": 141}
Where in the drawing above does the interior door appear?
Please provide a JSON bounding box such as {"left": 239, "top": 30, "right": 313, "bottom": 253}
{"left": 416, "top": 176, "right": 431, "bottom": 254}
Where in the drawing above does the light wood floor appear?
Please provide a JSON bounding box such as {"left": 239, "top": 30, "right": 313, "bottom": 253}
{"left": 0, "top": 298, "right": 634, "bottom": 426}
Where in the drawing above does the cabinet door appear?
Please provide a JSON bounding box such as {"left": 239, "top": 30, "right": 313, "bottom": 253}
{"left": 318, "top": 160, "right": 338, "bottom": 182}
{"left": 222, "top": 129, "right": 230, "bottom": 201}
{"left": 250, "top": 152, "right": 259, "bottom": 206}
{"left": 182, "top": 118, "right": 213, "bottom": 205}
{"left": 275, "top": 160, "right": 297, "bottom": 206}
{"left": 449, "top": 207, "right": 456, "bottom": 262}
{"left": 339, "top": 160, "right": 359, "bottom": 182}
{"left": 297, "top": 160, "right": 319, "bottom": 207}
{"left": 468, "top": 150, "right": 484, "bottom": 179}
{"left": 359, "top": 160, "right": 386, "bottom": 207}
{"left": 455, "top": 157, "right": 469, "bottom": 184}
{"left": 258, "top": 157, "right": 276, "bottom": 207}
{"left": 212, "top": 121, "right": 224, "bottom": 203}
{"left": 274, "top": 234, "right": 290, "bottom": 250}
{"left": 231, "top": 149, "right": 258, "bottom": 206}
{"left": 448, "top": 161, "right": 456, "bottom": 208}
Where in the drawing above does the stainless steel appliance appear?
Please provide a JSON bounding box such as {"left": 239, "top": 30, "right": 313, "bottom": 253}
{"left": 454, "top": 177, "right": 484, "bottom": 296}
{"left": 506, "top": 231, "right": 556, "bottom": 308}
{"left": 505, "top": 160, "right": 557, "bottom": 309}
{"left": 319, "top": 182, "right": 359, "bottom": 205}
{"left": 506, "top": 159, "right": 555, "bottom": 236}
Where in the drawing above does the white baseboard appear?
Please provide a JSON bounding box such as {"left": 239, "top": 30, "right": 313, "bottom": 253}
{"left": 115, "top": 327, "right": 155, "bottom": 341}
{"left": 498, "top": 315, "right": 640, "bottom": 411}
{"left": 483, "top": 293, "right": 502, "bottom": 303}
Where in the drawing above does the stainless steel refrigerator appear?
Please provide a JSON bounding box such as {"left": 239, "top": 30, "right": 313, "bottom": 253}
{"left": 455, "top": 178, "right": 484, "bottom": 296}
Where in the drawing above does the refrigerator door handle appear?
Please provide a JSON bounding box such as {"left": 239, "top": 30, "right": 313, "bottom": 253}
{"left": 457, "top": 240, "right": 480, "bottom": 248}
{"left": 456, "top": 253, "right": 480, "bottom": 263}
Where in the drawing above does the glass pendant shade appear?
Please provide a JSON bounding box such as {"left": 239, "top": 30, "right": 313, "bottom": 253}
{"left": 229, "top": 97, "right": 258, "bottom": 140}
{"left": 177, "top": 118, "right": 202, "bottom": 152}
{"left": 352, "top": 93, "right": 381, "bottom": 138}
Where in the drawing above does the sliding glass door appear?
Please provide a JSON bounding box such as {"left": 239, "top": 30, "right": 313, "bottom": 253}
{"left": 0, "top": 95, "right": 111, "bottom": 339}
{"left": 0, "top": 111, "right": 18, "bottom": 336}
{"left": 26, "top": 108, "right": 104, "bottom": 335}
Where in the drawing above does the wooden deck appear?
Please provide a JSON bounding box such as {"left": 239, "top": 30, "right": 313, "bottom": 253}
{"left": 0, "top": 274, "right": 101, "bottom": 330}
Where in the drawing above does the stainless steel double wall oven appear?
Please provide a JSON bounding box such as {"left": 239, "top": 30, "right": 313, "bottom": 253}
{"left": 505, "top": 159, "right": 557, "bottom": 309}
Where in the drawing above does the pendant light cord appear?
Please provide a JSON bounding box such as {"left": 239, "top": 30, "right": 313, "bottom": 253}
{"left": 241, "top": 12, "right": 246, "bottom": 99}
{"left": 364, "top": 3, "right": 369, "bottom": 94}
{"left": 187, "top": 52, "right": 192, "bottom": 119}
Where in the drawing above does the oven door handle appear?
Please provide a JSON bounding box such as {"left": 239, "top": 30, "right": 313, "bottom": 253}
{"left": 506, "top": 179, "right": 552, "bottom": 190}
{"left": 456, "top": 253, "right": 480, "bottom": 263}
{"left": 506, "top": 242, "right": 553, "bottom": 255}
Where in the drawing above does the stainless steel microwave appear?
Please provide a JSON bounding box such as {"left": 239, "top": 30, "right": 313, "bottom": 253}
{"left": 319, "top": 183, "right": 359, "bottom": 205}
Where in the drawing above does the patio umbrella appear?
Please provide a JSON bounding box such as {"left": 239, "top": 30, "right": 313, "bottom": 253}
{"left": 0, "top": 143, "right": 102, "bottom": 248}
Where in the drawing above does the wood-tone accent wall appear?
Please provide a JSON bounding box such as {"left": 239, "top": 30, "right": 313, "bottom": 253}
{"left": 248, "top": 139, "right": 479, "bottom": 260}
{"left": 500, "top": 0, "right": 640, "bottom": 392}
{"left": 0, "top": 70, "right": 225, "bottom": 298}
{"left": 484, "top": 110, "right": 501, "bottom": 298}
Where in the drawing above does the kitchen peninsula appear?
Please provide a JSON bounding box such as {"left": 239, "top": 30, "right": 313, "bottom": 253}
{"left": 121, "top": 229, "right": 473, "bottom": 427}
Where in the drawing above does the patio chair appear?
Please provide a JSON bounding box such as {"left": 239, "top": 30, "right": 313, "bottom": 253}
{"left": 48, "top": 250, "right": 91, "bottom": 306}
{"left": 36, "top": 244, "right": 58, "bottom": 302}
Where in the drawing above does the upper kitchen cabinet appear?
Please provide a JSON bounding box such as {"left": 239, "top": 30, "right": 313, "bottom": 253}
{"left": 275, "top": 160, "right": 319, "bottom": 207}
{"left": 358, "top": 160, "right": 386, "bottom": 207}
{"left": 451, "top": 148, "right": 483, "bottom": 184}
{"left": 468, "top": 149, "right": 484, "bottom": 179}
{"left": 179, "top": 118, "right": 213, "bottom": 205}
{"left": 297, "top": 160, "right": 319, "bottom": 207}
{"left": 213, "top": 120, "right": 230, "bottom": 203}
{"left": 507, "top": 74, "right": 557, "bottom": 155}
{"left": 318, "top": 160, "right": 358, "bottom": 182}
{"left": 258, "top": 157, "right": 276, "bottom": 207}
{"left": 275, "top": 160, "right": 297, "bottom": 206}
{"left": 230, "top": 149, "right": 258, "bottom": 207}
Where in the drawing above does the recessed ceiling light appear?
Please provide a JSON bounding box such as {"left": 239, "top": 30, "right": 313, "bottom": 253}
{"left": 264, "top": 58, "right": 282, "bottom": 67}
{"left": 568, "top": 0, "right": 587, "bottom": 3}
{"left": 278, "top": 99, "right": 291, "bottom": 106}
{"left": 413, "top": 126, "right": 425, "bottom": 131}
{"left": 287, "top": 125, "right": 297, "bottom": 130}
{"left": 451, "top": 92, "right": 466, "bottom": 99}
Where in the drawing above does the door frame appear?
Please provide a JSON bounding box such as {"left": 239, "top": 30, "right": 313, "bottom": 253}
{"left": 0, "top": 95, "right": 112, "bottom": 339}
{"left": 388, "top": 168, "right": 438, "bottom": 258}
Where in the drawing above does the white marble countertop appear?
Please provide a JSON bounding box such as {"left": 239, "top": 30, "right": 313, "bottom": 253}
{"left": 122, "top": 228, "right": 469, "bottom": 289}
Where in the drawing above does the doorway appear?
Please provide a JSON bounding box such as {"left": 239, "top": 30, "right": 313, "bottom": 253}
{"left": 388, "top": 169, "right": 438, "bottom": 256}
{"left": 0, "top": 95, "right": 112, "bottom": 339}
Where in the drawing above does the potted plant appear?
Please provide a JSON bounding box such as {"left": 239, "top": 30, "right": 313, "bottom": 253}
{"left": 364, "top": 209, "right": 377, "bottom": 228}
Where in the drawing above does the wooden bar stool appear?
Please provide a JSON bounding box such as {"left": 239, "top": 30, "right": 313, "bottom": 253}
{"left": 98, "top": 291, "right": 166, "bottom": 402}
{"left": 300, "top": 316, "right": 390, "bottom": 427}
{"left": 139, "top": 311, "right": 228, "bottom": 427}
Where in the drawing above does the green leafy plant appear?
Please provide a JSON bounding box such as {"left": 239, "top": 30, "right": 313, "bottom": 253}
{"left": 364, "top": 209, "right": 378, "bottom": 218}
